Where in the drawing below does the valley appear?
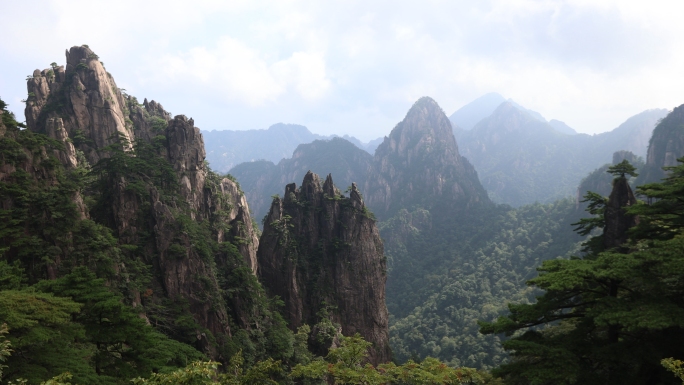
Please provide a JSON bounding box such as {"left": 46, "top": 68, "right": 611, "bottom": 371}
{"left": 2, "top": 44, "right": 684, "bottom": 385}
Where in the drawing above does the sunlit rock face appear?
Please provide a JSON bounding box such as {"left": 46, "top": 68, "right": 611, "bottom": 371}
{"left": 23, "top": 45, "right": 261, "bottom": 358}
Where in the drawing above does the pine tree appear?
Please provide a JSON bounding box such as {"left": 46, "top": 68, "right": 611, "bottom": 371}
{"left": 35, "top": 267, "right": 204, "bottom": 382}
{"left": 479, "top": 158, "right": 684, "bottom": 384}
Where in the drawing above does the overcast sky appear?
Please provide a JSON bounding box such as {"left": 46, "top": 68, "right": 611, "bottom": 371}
{"left": 2, "top": 0, "right": 683, "bottom": 141}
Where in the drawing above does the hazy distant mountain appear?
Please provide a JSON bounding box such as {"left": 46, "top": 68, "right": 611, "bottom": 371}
{"left": 549, "top": 119, "right": 577, "bottom": 135}
{"left": 364, "top": 137, "right": 384, "bottom": 153}
{"left": 449, "top": 92, "right": 506, "bottom": 130}
{"left": 230, "top": 137, "right": 373, "bottom": 221}
{"left": 203, "top": 123, "right": 376, "bottom": 172}
{"left": 457, "top": 103, "right": 667, "bottom": 206}
{"left": 449, "top": 92, "right": 552, "bottom": 132}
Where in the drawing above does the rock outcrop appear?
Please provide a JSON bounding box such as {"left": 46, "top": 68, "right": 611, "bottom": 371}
{"left": 365, "top": 97, "right": 489, "bottom": 218}
{"left": 257, "top": 172, "right": 391, "bottom": 364}
{"left": 604, "top": 176, "right": 638, "bottom": 251}
{"left": 22, "top": 45, "right": 261, "bottom": 357}
{"left": 575, "top": 151, "right": 641, "bottom": 210}
{"left": 638, "top": 104, "right": 684, "bottom": 185}
{"left": 25, "top": 46, "right": 134, "bottom": 164}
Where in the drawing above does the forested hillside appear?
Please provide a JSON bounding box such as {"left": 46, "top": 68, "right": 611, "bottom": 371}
{"left": 383, "top": 199, "right": 584, "bottom": 369}
{"left": 4, "top": 42, "right": 684, "bottom": 385}
{"left": 480, "top": 158, "right": 684, "bottom": 384}
{"left": 1, "top": 46, "right": 492, "bottom": 385}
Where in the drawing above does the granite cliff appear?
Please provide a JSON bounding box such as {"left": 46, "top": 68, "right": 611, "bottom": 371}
{"left": 257, "top": 172, "right": 391, "bottom": 365}
{"left": 638, "top": 104, "right": 684, "bottom": 185}
{"left": 21, "top": 45, "right": 261, "bottom": 358}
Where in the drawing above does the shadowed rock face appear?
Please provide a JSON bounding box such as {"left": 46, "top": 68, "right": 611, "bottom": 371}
{"left": 365, "top": 97, "right": 489, "bottom": 219}
{"left": 604, "top": 177, "right": 638, "bottom": 251}
{"left": 23, "top": 45, "right": 260, "bottom": 357}
{"left": 257, "top": 172, "right": 391, "bottom": 365}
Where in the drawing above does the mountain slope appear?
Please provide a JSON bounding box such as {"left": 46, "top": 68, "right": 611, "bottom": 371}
{"left": 449, "top": 92, "right": 506, "bottom": 130}
{"left": 456, "top": 103, "right": 666, "bottom": 206}
{"left": 16, "top": 45, "right": 293, "bottom": 368}
{"left": 365, "top": 97, "right": 490, "bottom": 219}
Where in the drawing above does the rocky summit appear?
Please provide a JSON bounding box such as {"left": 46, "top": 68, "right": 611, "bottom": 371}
{"left": 21, "top": 45, "right": 261, "bottom": 358}
{"left": 257, "top": 172, "right": 391, "bottom": 365}
{"left": 364, "top": 96, "right": 489, "bottom": 219}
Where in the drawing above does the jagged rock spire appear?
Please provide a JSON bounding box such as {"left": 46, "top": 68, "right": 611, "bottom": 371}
{"left": 364, "top": 97, "right": 489, "bottom": 218}
{"left": 257, "top": 171, "right": 391, "bottom": 365}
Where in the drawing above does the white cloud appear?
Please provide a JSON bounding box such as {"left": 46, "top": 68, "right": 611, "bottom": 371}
{"left": 2, "top": 0, "right": 684, "bottom": 137}
{"left": 143, "top": 37, "right": 329, "bottom": 105}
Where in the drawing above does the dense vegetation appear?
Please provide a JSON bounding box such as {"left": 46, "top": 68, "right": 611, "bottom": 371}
{"left": 1, "top": 95, "right": 483, "bottom": 384}
{"left": 383, "top": 199, "right": 584, "bottom": 369}
{"left": 480, "top": 159, "right": 684, "bottom": 384}
{"left": 0, "top": 98, "right": 296, "bottom": 383}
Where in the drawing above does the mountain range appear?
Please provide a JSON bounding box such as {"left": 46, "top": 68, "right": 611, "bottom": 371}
{"left": 5, "top": 43, "right": 684, "bottom": 384}
{"left": 203, "top": 123, "right": 381, "bottom": 172}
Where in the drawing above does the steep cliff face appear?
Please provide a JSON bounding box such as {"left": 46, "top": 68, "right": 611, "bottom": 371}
{"left": 638, "top": 104, "right": 684, "bottom": 185}
{"left": 257, "top": 172, "right": 391, "bottom": 364}
{"left": 365, "top": 97, "right": 489, "bottom": 218}
{"left": 25, "top": 46, "right": 134, "bottom": 164}
{"left": 21, "top": 45, "right": 261, "bottom": 357}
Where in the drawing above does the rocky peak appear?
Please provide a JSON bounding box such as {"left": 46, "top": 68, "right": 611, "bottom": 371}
{"left": 365, "top": 96, "right": 490, "bottom": 218}
{"left": 21, "top": 46, "right": 262, "bottom": 358}
{"left": 166, "top": 115, "right": 206, "bottom": 216}
{"left": 257, "top": 171, "right": 391, "bottom": 364}
{"left": 604, "top": 176, "right": 638, "bottom": 251}
{"left": 26, "top": 45, "right": 133, "bottom": 164}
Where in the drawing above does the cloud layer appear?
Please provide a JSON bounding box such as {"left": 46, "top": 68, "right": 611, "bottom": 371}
{"left": 2, "top": 0, "right": 683, "bottom": 140}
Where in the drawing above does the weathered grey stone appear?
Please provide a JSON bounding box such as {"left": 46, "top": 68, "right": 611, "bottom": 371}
{"left": 258, "top": 171, "right": 391, "bottom": 365}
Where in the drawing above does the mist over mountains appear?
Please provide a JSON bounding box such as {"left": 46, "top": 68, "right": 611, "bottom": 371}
{"left": 221, "top": 93, "right": 667, "bottom": 209}
{"left": 203, "top": 123, "right": 381, "bottom": 173}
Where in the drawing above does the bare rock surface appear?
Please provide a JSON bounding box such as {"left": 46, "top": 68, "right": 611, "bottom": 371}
{"left": 638, "top": 104, "right": 684, "bottom": 185}
{"left": 257, "top": 172, "right": 391, "bottom": 364}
